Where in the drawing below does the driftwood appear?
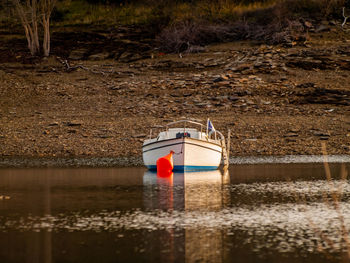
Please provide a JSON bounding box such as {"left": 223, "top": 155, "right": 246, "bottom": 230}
{"left": 57, "top": 57, "right": 115, "bottom": 76}
{"left": 342, "top": 7, "right": 349, "bottom": 28}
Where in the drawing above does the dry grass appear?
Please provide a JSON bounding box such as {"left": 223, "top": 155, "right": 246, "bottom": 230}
{"left": 293, "top": 142, "right": 350, "bottom": 260}
{"left": 2, "top": 0, "right": 346, "bottom": 27}
{"left": 321, "top": 142, "right": 350, "bottom": 259}
{"left": 53, "top": 0, "right": 157, "bottom": 25}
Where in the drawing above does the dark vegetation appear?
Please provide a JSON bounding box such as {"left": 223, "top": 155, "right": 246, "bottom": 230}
{"left": 155, "top": 0, "right": 350, "bottom": 52}
{"left": 0, "top": 0, "right": 349, "bottom": 57}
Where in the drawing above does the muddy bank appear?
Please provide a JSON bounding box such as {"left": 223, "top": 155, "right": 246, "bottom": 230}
{"left": 0, "top": 26, "right": 350, "bottom": 160}
{"left": 0, "top": 156, "right": 144, "bottom": 168}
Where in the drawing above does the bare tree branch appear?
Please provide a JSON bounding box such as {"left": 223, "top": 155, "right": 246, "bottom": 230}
{"left": 342, "top": 7, "right": 349, "bottom": 28}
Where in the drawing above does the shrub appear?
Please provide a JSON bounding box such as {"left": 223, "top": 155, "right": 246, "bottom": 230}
{"left": 156, "top": 20, "right": 240, "bottom": 53}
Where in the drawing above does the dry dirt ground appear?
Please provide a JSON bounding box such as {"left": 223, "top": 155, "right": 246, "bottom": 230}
{"left": 0, "top": 35, "right": 350, "bottom": 163}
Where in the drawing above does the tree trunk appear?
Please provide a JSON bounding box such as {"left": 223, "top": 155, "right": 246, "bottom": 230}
{"left": 13, "top": 0, "right": 40, "bottom": 56}
{"left": 23, "top": 24, "right": 34, "bottom": 55}
{"left": 13, "top": 0, "right": 56, "bottom": 56}
{"left": 43, "top": 17, "right": 50, "bottom": 57}
{"left": 41, "top": 0, "right": 56, "bottom": 57}
{"left": 31, "top": 0, "right": 40, "bottom": 54}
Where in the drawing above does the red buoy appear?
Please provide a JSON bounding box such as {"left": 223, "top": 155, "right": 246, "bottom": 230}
{"left": 157, "top": 170, "right": 173, "bottom": 178}
{"left": 156, "top": 151, "right": 174, "bottom": 174}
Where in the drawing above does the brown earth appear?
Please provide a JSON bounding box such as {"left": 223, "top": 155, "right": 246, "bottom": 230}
{"left": 0, "top": 25, "right": 350, "bottom": 161}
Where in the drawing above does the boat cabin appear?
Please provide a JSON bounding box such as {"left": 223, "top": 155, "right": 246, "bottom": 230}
{"left": 144, "top": 120, "right": 222, "bottom": 146}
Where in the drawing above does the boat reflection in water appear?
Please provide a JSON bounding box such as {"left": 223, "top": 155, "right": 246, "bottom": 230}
{"left": 143, "top": 169, "right": 231, "bottom": 263}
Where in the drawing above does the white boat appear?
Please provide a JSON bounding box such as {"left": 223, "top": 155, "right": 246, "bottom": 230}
{"left": 142, "top": 120, "right": 227, "bottom": 171}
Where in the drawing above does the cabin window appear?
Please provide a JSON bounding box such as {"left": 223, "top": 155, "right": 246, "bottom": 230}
{"left": 176, "top": 132, "right": 191, "bottom": 138}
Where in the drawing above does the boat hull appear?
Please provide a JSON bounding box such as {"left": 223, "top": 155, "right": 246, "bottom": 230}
{"left": 142, "top": 137, "right": 222, "bottom": 171}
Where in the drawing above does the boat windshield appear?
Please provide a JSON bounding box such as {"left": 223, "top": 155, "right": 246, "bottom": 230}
{"left": 165, "top": 120, "right": 224, "bottom": 141}
{"left": 145, "top": 119, "right": 225, "bottom": 143}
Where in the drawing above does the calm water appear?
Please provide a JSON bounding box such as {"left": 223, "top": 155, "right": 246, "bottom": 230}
{"left": 1, "top": 163, "right": 350, "bottom": 263}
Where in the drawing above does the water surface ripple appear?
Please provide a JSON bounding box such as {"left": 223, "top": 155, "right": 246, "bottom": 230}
{"left": 1, "top": 164, "right": 350, "bottom": 262}
{"left": 2, "top": 179, "right": 350, "bottom": 255}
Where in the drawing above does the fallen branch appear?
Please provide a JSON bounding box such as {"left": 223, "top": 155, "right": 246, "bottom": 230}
{"left": 342, "top": 7, "right": 349, "bottom": 28}
{"left": 56, "top": 57, "right": 115, "bottom": 76}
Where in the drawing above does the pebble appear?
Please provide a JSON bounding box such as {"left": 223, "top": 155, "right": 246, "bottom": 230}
{"left": 48, "top": 122, "right": 59, "bottom": 126}
{"left": 65, "top": 122, "right": 82, "bottom": 127}
{"left": 132, "top": 134, "right": 147, "bottom": 138}
{"left": 313, "top": 131, "right": 330, "bottom": 137}
{"left": 213, "top": 77, "right": 224, "bottom": 82}
{"left": 284, "top": 133, "right": 298, "bottom": 137}
{"left": 245, "top": 138, "right": 258, "bottom": 142}
{"left": 319, "top": 137, "right": 330, "bottom": 140}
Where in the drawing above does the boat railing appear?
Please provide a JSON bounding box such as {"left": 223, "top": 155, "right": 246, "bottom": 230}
{"left": 165, "top": 120, "right": 205, "bottom": 129}
{"left": 165, "top": 120, "right": 205, "bottom": 140}
{"left": 147, "top": 120, "right": 225, "bottom": 143}
{"left": 215, "top": 130, "right": 225, "bottom": 141}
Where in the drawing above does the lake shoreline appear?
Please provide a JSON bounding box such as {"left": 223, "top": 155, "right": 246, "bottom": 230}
{"left": 0, "top": 155, "right": 349, "bottom": 168}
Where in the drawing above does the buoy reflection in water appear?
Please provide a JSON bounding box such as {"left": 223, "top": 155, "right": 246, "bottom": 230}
{"left": 143, "top": 169, "right": 231, "bottom": 263}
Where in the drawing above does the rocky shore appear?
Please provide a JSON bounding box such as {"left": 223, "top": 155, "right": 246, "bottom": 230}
{"left": 0, "top": 27, "right": 350, "bottom": 163}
